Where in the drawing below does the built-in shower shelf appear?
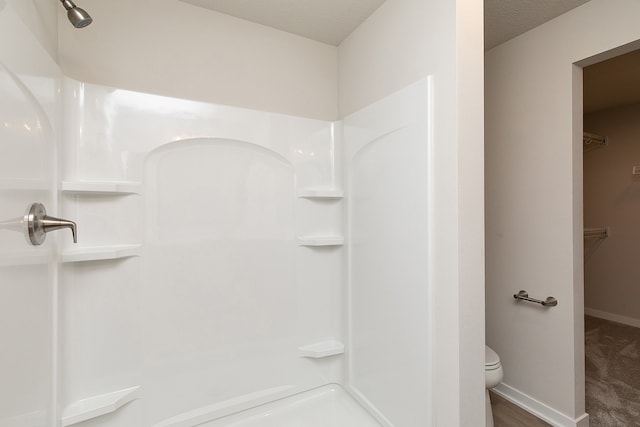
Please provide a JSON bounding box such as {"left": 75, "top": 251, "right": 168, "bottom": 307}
{"left": 297, "top": 189, "right": 344, "bottom": 199}
{"left": 297, "top": 236, "right": 344, "bottom": 246}
{"left": 298, "top": 340, "right": 345, "bottom": 358}
{"left": 62, "top": 244, "right": 142, "bottom": 263}
{"left": 61, "top": 180, "right": 142, "bottom": 194}
{"left": 61, "top": 386, "right": 141, "bottom": 426}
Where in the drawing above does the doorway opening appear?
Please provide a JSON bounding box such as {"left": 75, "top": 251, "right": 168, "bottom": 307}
{"left": 582, "top": 47, "right": 640, "bottom": 425}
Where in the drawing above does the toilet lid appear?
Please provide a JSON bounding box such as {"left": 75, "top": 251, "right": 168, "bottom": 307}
{"left": 485, "top": 346, "right": 500, "bottom": 369}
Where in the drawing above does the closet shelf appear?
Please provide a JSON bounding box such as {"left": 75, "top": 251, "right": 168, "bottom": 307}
{"left": 61, "top": 386, "right": 141, "bottom": 426}
{"left": 584, "top": 227, "right": 608, "bottom": 239}
{"left": 297, "top": 189, "right": 344, "bottom": 199}
{"left": 297, "top": 236, "right": 344, "bottom": 246}
{"left": 298, "top": 340, "right": 345, "bottom": 358}
{"left": 583, "top": 132, "right": 607, "bottom": 152}
{"left": 61, "top": 181, "right": 142, "bottom": 195}
{"left": 62, "top": 244, "right": 141, "bottom": 263}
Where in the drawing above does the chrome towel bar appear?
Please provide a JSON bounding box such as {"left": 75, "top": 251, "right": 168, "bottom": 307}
{"left": 513, "top": 290, "right": 557, "bottom": 307}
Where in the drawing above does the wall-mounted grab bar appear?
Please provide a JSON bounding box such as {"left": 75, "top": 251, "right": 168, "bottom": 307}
{"left": 513, "top": 290, "right": 557, "bottom": 307}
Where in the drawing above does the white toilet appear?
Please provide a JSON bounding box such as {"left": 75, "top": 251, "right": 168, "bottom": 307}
{"left": 485, "top": 345, "right": 504, "bottom": 427}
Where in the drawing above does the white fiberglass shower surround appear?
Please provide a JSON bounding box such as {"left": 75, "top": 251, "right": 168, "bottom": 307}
{"left": 1, "top": 38, "right": 433, "bottom": 427}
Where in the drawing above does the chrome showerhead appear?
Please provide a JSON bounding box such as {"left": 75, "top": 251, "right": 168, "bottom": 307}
{"left": 60, "top": 0, "right": 92, "bottom": 28}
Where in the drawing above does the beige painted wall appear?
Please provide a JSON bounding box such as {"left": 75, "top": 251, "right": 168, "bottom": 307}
{"left": 58, "top": 0, "right": 338, "bottom": 120}
{"left": 486, "top": 0, "right": 640, "bottom": 424}
{"left": 339, "top": 0, "right": 485, "bottom": 425}
{"left": 337, "top": 0, "right": 452, "bottom": 117}
{"left": 584, "top": 103, "right": 640, "bottom": 325}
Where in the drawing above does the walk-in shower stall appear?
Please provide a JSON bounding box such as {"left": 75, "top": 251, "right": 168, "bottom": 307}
{"left": 0, "top": 9, "right": 434, "bottom": 427}
{"left": 0, "top": 1, "right": 488, "bottom": 425}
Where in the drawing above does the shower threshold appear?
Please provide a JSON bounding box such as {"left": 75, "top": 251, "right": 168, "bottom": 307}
{"left": 201, "top": 384, "right": 382, "bottom": 427}
{"left": 157, "top": 384, "right": 383, "bottom": 427}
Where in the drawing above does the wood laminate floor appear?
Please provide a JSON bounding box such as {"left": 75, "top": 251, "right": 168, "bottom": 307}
{"left": 490, "top": 392, "right": 552, "bottom": 427}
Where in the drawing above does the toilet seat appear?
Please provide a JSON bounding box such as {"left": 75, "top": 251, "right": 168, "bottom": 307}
{"left": 485, "top": 345, "right": 501, "bottom": 370}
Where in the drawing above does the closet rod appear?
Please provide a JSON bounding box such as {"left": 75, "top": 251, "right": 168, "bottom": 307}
{"left": 584, "top": 227, "right": 608, "bottom": 239}
{"left": 583, "top": 132, "right": 607, "bottom": 151}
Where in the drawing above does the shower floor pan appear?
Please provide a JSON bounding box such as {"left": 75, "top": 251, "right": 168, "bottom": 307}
{"left": 198, "top": 384, "right": 382, "bottom": 427}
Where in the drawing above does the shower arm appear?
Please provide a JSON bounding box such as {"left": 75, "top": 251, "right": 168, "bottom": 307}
{"left": 60, "top": 0, "right": 76, "bottom": 11}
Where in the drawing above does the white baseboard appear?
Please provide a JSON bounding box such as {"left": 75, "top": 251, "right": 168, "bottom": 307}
{"left": 585, "top": 307, "right": 640, "bottom": 329}
{"left": 492, "top": 383, "right": 589, "bottom": 427}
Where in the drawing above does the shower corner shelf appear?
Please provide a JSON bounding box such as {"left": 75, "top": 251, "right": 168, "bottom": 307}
{"left": 298, "top": 340, "right": 345, "bottom": 358}
{"left": 62, "top": 244, "right": 142, "bottom": 263}
{"left": 297, "top": 236, "right": 344, "bottom": 247}
{"left": 61, "top": 386, "right": 141, "bottom": 427}
{"left": 296, "top": 189, "right": 344, "bottom": 199}
{"left": 61, "top": 180, "right": 142, "bottom": 195}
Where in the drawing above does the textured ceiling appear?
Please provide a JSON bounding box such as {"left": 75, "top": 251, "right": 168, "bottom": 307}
{"left": 179, "top": 0, "right": 385, "bottom": 46}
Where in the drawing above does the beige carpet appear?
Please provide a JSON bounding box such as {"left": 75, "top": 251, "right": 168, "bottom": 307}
{"left": 585, "top": 315, "right": 640, "bottom": 426}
